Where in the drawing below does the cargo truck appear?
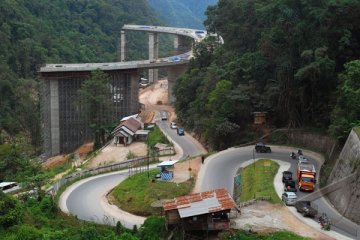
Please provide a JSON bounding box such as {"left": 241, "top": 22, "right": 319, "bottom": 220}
{"left": 297, "top": 162, "right": 316, "bottom": 191}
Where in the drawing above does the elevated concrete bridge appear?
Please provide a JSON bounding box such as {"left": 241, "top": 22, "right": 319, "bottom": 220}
{"left": 39, "top": 25, "right": 211, "bottom": 157}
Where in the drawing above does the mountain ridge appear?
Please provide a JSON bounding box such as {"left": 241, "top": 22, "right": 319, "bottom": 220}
{"left": 148, "top": 0, "right": 218, "bottom": 29}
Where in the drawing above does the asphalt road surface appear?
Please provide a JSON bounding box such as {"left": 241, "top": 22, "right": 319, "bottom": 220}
{"left": 197, "top": 145, "right": 358, "bottom": 239}
{"left": 64, "top": 115, "right": 205, "bottom": 228}
{"left": 62, "top": 114, "right": 358, "bottom": 238}
{"left": 156, "top": 112, "right": 206, "bottom": 159}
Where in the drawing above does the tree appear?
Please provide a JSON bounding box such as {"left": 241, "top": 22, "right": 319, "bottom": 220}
{"left": 0, "top": 191, "right": 23, "bottom": 229}
{"left": 329, "top": 60, "right": 360, "bottom": 142}
{"left": 137, "top": 216, "right": 166, "bottom": 240}
{"left": 78, "top": 69, "right": 113, "bottom": 149}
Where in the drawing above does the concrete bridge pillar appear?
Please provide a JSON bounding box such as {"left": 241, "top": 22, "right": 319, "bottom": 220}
{"left": 49, "top": 79, "right": 60, "bottom": 155}
{"left": 148, "top": 32, "right": 159, "bottom": 84}
{"left": 119, "top": 30, "right": 126, "bottom": 62}
{"left": 167, "top": 64, "right": 187, "bottom": 103}
{"left": 173, "top": 35, "right": 189, "bottom": 55}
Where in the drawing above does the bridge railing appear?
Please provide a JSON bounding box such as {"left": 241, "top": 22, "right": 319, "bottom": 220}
{"left": 47, "top": 156, "right": 154, "bottom": 196}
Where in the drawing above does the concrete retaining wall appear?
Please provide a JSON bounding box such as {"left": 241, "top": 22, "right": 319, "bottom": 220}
{"left": 327, "top": 129, "right": 360, "bottom": 224}
{"left": 286, "top": 130, "right": 340, "bottom": 160}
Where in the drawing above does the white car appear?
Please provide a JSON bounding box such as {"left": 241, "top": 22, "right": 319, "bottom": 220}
{"left": 170, "top": 122, "right": 177, "bottom": 129}
{"left": 0, "top": 182, "right": 21, "bottom": 194}
{"left": 282, "top": 192, "right": 297, "bottom": 206}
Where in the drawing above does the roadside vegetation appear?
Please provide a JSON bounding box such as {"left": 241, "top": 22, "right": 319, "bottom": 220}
{"left": 111, "top": 169, "right": 194, "bottom": 216}
{"left": 0, "top": 191, "right": 166, "bottom": 240}
{"left": 146, "top": 126, "right": 170, "bottom": 149}
{"left": 220, "top": 230, "right": 310, "bottom": 240}
{"left": 174, "top": 0, "right": 360, "bottom": 150}
{"left": 239, "top": 159, "right": 281, "bottom": 204}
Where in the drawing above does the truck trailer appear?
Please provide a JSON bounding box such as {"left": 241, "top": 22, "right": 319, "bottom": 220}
{"left": 297, "top": 162, "right": 316, "bottom": 191}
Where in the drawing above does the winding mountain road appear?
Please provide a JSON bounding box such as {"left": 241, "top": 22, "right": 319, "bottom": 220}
{"left": 60, "top": 116, "right": 205, "bottom": 228}
{"left": 60, "top": 112, "right": 358, "bottom": 238}
{"left": 196, "top": 145, "right": 359, "bottom": 239}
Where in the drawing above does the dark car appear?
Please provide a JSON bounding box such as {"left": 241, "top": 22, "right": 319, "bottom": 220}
{"left": 177, "top": 128, "right": 184, "bottom": 136}
{"left": 284, "top": 180, "right": 297, "bottom": 192}
{"left": 255, "top": 143, "right": 272, "bottom": 153}
{"left": 282, "top": 171, "right": 293, "bottom": 183}
{"left": 295, "top": 201, "right": 318, "bottom": 217}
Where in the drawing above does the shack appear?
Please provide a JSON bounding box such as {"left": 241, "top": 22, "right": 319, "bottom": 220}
{"left": 163, "top": 188, "right": 238, "bottom": 232}
{"left": 253, "top": 112, "right": 267, "bottom": 125}
{"left": 157, "top": 160, "right": 178, "bottom": 180}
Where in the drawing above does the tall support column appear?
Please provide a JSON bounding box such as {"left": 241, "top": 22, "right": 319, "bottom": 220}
{"left": 119, "top": 30, "right": 126, "bottom": 62}
{"left": 49, "top": 79, "right": 60, "bottom": 155}
{"left": 167, "top": 64, "right": 187, "bottom": 103}
{"left": 130, "top": 70, "right": 140, "bottom": 113}
{"left": 148, "top": 32, "right": 159, "bottom": 84}
{"left": 174, "top": 35, "right": 190, "bottom": 55}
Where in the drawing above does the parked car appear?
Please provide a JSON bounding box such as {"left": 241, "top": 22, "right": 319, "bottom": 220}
{"left": 170, "top": 122, "right": 177, "bottom": 129}
{"left": 0, "top": 182, "right": 21, "bottom": 194}
{"left": 255, "top": 142, "right": 272, "bottom": 153}
{"left": 161, "top": 111, "right": 168, "bottom": 121}
{"left": 177, "top": 127, "right": 185, "bottom": 136}
{"left": 295, "top": 201, "right": 318, "bottom": 217}
{"left": 281, "top": 192, "right": 297, "bottom": 206}
{"left": 282, "top": 171, "right": 293, "bottom": 182}
{"left": 284, "top": 180, "right": 297, "bottom": 192}
{"left": 139, "top": 82, "right": 149, "bottom": 88}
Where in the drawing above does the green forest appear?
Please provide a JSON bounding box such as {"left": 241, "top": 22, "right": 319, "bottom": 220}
{"left": 0, "top": 1, "right": 168, "bottom": 238}
{"left": 0, "top": 0, "right": 161, "bottom": 151}
{"left": 174, "top": 0, "right": 360, "bottom": 149}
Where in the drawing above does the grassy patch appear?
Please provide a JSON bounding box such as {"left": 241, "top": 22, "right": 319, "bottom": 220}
{"left": 111, "top": 169, "right": 194, "bottom": 216}
{"left": 220, "top": 230, "right": 310, "bottom": 240}
{"left": 239, "top": 159, "right": 281, "bottom": 204}
{"left": 146, "top": 127, "right": 170, "bottom": 148}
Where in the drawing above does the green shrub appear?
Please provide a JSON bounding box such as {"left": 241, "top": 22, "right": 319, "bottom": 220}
{"left": 137, "top": 216, "right": 166, "bottom": 240}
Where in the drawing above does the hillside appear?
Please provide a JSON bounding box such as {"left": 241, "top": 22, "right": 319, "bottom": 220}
{"left": 0, "top": 0, "right": 161, "bottom": 149}
{"left": 148, "top": 0, "right": 218, "bottom": 29}
{"left": 174, "top": 0, "right": 360, "bottom": 150}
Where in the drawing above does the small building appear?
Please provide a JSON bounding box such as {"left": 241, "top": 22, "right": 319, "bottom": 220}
{"left": 163, "top": 188, "right": 238, "bottom": 232}
{"left": 253, "top": 112, "right": 267, "bottom": 125}
{"left": 112, "top": 117, "right": 148, "bottom": 145}
{"left": 157, "top": 160, "right": 178, "bottom": 180}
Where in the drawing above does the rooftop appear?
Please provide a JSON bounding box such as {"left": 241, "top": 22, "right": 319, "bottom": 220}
{"left": 163, "top": 188, "right": 236, "bottom": 218}
{"left": 157, "top": 160, "right": 178, "bottom": 167}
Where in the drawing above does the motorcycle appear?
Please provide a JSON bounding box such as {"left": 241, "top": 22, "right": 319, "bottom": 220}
{"left": 319, "top": 213, "right": 331, "bottom": 231}
{"left": 290, "top": 152, "right": 296, "bottom": 159}
{"left": 298, "top": 149, "right": 303, "bottom": 155}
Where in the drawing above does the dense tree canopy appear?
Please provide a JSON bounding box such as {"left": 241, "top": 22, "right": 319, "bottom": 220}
{"left": 174, "top": 0, "right": 360, "bottom": 149}
{"left": 0, "top": 0, "right": 163, "bottom": 151}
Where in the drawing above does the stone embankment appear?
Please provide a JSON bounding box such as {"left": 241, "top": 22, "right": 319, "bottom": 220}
{"left": 327, "top": 128, "right": 360, "bottom": 224}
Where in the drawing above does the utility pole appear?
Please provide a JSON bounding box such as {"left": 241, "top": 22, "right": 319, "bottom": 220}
{"left": 253, "top": 149, "right": 255, "bottom": 170}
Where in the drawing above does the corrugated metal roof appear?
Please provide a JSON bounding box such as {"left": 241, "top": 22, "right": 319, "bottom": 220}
{"left": 163, "top": 188, "right": 236, "bottom": 218}
{"left": 157, "top": 160, "right": 178, "bottom": 167}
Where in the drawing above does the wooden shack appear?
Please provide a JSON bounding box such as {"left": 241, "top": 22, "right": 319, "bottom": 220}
{"left": 253, "top": 112, "right": 267, "bottom": 125}
{"left": 163, "top": 188, "right": 238, "bottom": 232}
